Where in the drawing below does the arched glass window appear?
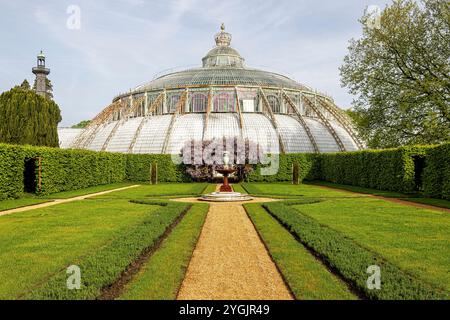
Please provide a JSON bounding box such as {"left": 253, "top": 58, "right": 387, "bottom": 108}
{"left": 190, "top": 93, "right": 207, "bottom": 112}
{"left": 213, "top": 92, "right": 235, "bottom": 112}
{"left": 168, "top": 94, "right": 180, "bottom": 113}
{"left": 267, "top": 95, "right": 281, "bottom": 113}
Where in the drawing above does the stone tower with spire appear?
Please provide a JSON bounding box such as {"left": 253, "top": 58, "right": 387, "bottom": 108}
{"left": 32, "top": 51, "right": 51, "bottom": 98}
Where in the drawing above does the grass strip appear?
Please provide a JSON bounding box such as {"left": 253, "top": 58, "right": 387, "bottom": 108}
{"left": 231, "top": 184, "right": 247, "bottom": 194}
{"left": 119, "top": 203, "right": 209, "bottom": 300}
{"left": 25, "top": 201, "right": 191, "bottom": 300}
{"left": 244, "top": 203, "right": 357, "bottom": 300}
{"left": 263, "top": 201, "right": 449, "bottom": 300}
{"left": 202, "top": 184, "right": 217, "bottom": 194}
{"left": 308, "top": 181, "right": 450, "bottom": 210}
{"left": 306, "top": 181, "right": 412, "bottom": 198}
{"left": 402, "top": 198, "right": 450, "bottom": 210}
{"left": 40, "top": 183, "right": 134, "bottom": 199}
{"left": 0, "top": 198, "right": 52, "bottom": 212}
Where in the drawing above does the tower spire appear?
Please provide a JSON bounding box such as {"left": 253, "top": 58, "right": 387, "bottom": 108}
{"left": 32, "top": 50, "right": 51, "bottom": 98}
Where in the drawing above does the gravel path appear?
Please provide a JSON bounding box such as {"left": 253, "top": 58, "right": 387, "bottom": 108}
{"left": 177, "top": 200, "right": 292, "bottom": 300}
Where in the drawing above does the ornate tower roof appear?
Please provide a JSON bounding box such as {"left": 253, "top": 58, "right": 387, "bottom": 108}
{"left": 202, "top": 24, "right": 245, "bottom": 68}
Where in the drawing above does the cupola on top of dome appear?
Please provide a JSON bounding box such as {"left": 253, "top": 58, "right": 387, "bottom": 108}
{"left": 202, "top": 24, "right": 245, "bottom": 68}
{"left": 215, "top": 23, "right": 232, "bottom": 46}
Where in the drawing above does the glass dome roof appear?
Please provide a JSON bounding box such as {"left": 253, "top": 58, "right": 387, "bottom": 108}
{"left": 131, "top": 24, "right": 308, "bottom": 93}
{"left": 59, "top": 24, "right": 365, "bottom": 155}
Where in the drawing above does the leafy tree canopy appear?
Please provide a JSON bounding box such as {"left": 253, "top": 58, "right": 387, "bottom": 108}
{"left": 341, "top": 0, "right": 450, "bottom": 148}
{"left": 0, "top": 83, "right": 62, "bottom": 147}
{"left": 71, "top": 120, "right": 91, "bottom": 129}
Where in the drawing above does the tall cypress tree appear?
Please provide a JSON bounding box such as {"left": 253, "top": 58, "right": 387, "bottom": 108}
{"left": 0, "top": 81, "right": 62, "bottom": 147}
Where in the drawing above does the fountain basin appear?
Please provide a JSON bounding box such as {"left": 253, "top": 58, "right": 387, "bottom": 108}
{"left": 200, "top": 192, "right": 253, "bottom": 202}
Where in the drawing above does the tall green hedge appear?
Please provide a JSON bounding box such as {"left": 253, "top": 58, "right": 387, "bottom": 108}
{"left": 423, "top": 143, "right": 450, "bottom": 200}
{"left": 247, "top": 153, "right": 319, "bottom": 182}
{"left": 1, "top": 142, "right": 448, "bottom": 199}
{"left": 126, "top": 154, "right": 190, "bottom": 183}
{"left": 317, "top": 146, "right": 430, "bottom": 193}
{"left": 0, "top": 144, "right": 28, "bottom": 200}
{"left": 36, "top": 147, "right": 126, "bottom": 194}
{"left": 0, "top": 144, "right": 190, "bottom": 199}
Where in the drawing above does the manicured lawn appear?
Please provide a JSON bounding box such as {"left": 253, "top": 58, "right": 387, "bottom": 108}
{"left": 120, "top": 203, "right": 209, "bottom": 300}
{"left": 0, "top": 183, "right": 133, "bottom": 212}
{"left": 0, "top": 185, "right": 192, "bottom": 299}
{"left": 291, "top": 197, "right": 450, "bottom": 292}
{"left": 93, "top": 183, "right": 208, "bottom": 200}
{"left": 306, "top": 181, "right": 410, "bottom": 198}
{"left": 245, "top": 203, "right": 356, "bottom": 300}
{"left": 41, "top": 182, "right": 134, "bottom": 199}
{"left": 231, "top": 183, "right": 247, "bottom": 194}
{"left": 242, "top": 182, "right": 363, "bottom": 198}
{"left": 0, "top": 197, "right": 52, "bottom": 212}
{"left": 308, "top": 181, "right": 450, "bottom": 209}
{"left": 403, "top": 197, "right": 450, "bottom": 209}
{"left": 202, "top": 184, "right": 217, "bottom": 194}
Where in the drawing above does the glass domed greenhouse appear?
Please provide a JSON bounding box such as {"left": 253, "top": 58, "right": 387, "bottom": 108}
{"left": 59, "top": 25, "right": 364, "bottom": 155}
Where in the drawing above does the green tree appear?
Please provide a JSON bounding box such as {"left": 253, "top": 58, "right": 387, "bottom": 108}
{"left": 0, "top": 84, "right": 62, "bottom": 147}
{"left": 340, "top": 0, "right": 450, "bottom": 148}
{"left": 20, "top": 79, "right": 30, "bottom": 90}
{"left": 71, "top": 120, "right": 91, "bottom": 128}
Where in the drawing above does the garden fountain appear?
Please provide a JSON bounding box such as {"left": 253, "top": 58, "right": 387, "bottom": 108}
{"left": 200, "top": 151, "right": 253, "bottom": 202}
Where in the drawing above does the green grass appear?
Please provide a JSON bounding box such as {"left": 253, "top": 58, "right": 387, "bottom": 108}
{"left": 406, "top": 197, "right": 450, "bottom": 209}
{"left": 27, "top": 201, "right": 190, "bottom": 299}
{"left": 202, "top": 184, "right": 217, "bottom": 194}
{"left": 232, "top": 184, "right": 247, "bottom": 194}
{"left": 0, "top": 197, "right": 52, "bottom": 212}
{"left": 40, "top": 182, "right": 134, "bottom": 199}
{"left": 119, "top": 203, "right": 208, "bottom": 300}
{"left": 0, "top": 183, "right": 133, "bottom": 212}
{"left": 306, "top": 181, "right": 410, "bottom": 198}
{"left": 242, "top": 182, "right": 363, "bottom": 198}
{"left": 308, "top": 181, "right": 450, "bottom": 209}
{"left": 93, "top": 183, "right": 208, "bottom": 200}
{"left": 290, "top": 197, "right": 450, "bottom": 293}
{"left": 244, "top": 203, "right": 356, "bottom": 300}
{"left": 0, "top": 184, "right": 198, "bottom": 300}
{"left": 0, "top": 198, "right": 160, "bottom": 299}
{"left": 264, "top": 200, "right": 449, "bottom": 300}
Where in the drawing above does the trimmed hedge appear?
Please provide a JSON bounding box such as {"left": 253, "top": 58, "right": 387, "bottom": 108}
{"left": 316, "top": 146, "right": 431, "bottom": 193}
{"left": 423, "top": 143, "right": 450, "bottom": 200}
{"left": 1, "top": 142, "right": 448, "bottom": 199}
{"left": 247, "top": 153, "right": 319, "bottom": 182}
{"left": 0, "top": 144, "right": 189, "bottom": 199}
{"left": 126, "top": 154, "right": 190, "bottom": 183}
{"left": 0, "top": 144, "right": 30, "bottom": 200}
{"left": 264, "top": 200, "right": 449, "bottom": 300}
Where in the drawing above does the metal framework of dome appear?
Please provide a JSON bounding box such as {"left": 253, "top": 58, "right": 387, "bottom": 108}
{"left": 59, "top": 24, "right": 365, "bottom": 154}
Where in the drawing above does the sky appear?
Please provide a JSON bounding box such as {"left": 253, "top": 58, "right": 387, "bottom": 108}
{"left": 0, "top": 0, "right": 392, "bottom": 127}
